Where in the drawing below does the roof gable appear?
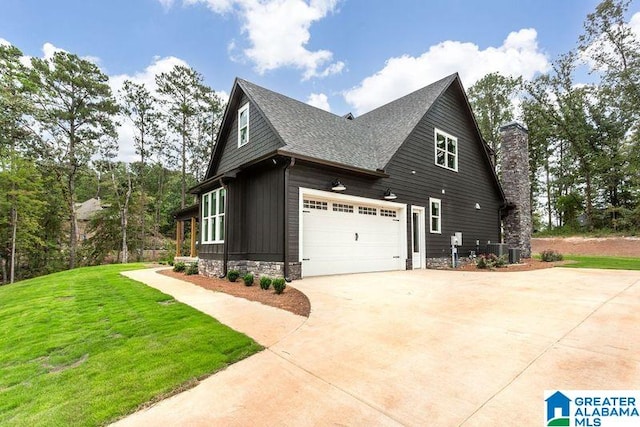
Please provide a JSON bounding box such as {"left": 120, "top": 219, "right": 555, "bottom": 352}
{"left": 204, "top": 73, "right": 493, "bottom": 179}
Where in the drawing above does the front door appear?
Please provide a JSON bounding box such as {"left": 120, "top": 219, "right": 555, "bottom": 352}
{"left": 411, "top": 206, "right": 425, "bottom": 269}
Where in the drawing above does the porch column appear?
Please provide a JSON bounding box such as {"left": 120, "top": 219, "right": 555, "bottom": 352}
{"left": 175, "top": 221, "right": 182, "bottom": 257}
{"left": 190, "top": 216, "right": 197, "bottom": 257}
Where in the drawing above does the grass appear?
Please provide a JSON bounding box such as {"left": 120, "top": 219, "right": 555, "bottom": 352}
{"left": 558, "top": 255, "right": 640, "bottom": 270}
{"left": 0, "top": 264, "right": 262, "bottom": 426}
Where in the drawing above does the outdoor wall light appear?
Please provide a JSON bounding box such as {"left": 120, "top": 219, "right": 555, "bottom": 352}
{"left": 475, "top": 203, "right": 481, "bottom": 210}
{"left": 331, "top": 180, "right": 346, "bottom": 191}
{"left": 383, "top": 189, "right": 397, "bottom": 200}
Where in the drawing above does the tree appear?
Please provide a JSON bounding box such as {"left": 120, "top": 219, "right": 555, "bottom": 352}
{"left": 0, "top": 44, "right": 46, "bottom": 283}
{"left": 524, "top": 53, "right": 601, "bottom": 228}
{"left": 468, "top": 72, "right": 522, "bottom": 170}
{"left": 119, "top": 80, "right": 163, "bottom": 260}
{"left": 579, "top": 0, "right": 640, "bottom": 226}
{"left": 29, "top": 51, "right": 118, "bottom": 269}
{"left": 156, "top": 65, "right": 222, "bottom": 208}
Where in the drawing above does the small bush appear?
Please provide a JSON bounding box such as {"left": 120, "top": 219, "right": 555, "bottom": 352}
{"left": 185, "top": 262, "right": 199, "bottom": 275}
{"left": 227, "top": 270, "right": 240, "bottom": 282}
{"left": 243, "top": 273, "right": 254, "bottom": 286}
{"left": 259, "top": 276, "right": 272, "bottom": 290}
{"left": 272, "top": 278, "right": 286, "bottom": 294}
{"left": 168, "top": 259, "right": 174, "bottom": 266}
{"left": 173, "top": 261, "right": 186, "bottom": 272}
{"left": 541, "top": 249, "right": 564, "bottom": 262}
{"left": 476, "top": 253, "right": 507, "bottom": 270}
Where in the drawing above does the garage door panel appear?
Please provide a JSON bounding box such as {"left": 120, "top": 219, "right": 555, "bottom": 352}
{"left": 301, "top": 196, "right": 404, "bottom": 277}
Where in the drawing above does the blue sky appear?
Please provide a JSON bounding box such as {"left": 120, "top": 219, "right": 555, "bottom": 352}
{"left": 1, "top": 0, "right": 638, "bottom": 157}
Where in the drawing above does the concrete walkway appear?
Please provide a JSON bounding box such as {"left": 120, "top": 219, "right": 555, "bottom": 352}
{"left": 114, "top": 267, "right": 640, "bottom": 426}
{"left": 121, "top": 268, "right": 307, "bottom": 347}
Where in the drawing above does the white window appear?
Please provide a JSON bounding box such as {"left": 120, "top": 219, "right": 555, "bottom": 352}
{"left": 238, "top": 103, "right": 249, "bottom": 147}
{"left": 434, "top": 129, "right": 458, "bottom": 171}
{"left": 303, "top": 199, "right": 328, "bottom": 210}
{"left": 429, "top": 198, "right": 441, "bottom": 234}
{"left": 333, "top": 203, "right": 354, "bottom": 213}
{"left": 380, "top": 209, "right": 397, "bottom": 218}
{"left": 358, "top": 206, "right": 377, "bottom": 216}
{"left": 202, "top": 187, "right": 226, "bottom": 243}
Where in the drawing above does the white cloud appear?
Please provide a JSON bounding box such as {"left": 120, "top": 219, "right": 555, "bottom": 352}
{"left": 0, "top": 38, "right": 10, "bottom": 46}
{"left": 168, "top": 0, "right": 343, "bottom": 80}
{"left": 344, "top": 28, "right": 550, "bottom": 114}
{"left": 185, "top": 0, "right": 234, "bottom": 14}
{"left": 109, "top": 55, "right": 189, "bottom": 94}
{"left": 306, "top": 92, "right": 331, "bottom": 111}
{"left": 158, "top": 0, "right": 176, "bottom": 10}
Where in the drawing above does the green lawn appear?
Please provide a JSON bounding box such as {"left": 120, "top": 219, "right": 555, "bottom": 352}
{"left": 0, "top": 264, "right": 262, "bottom": 426}
{"left": 559, "top": 255, "right": 640, "bottom": 270}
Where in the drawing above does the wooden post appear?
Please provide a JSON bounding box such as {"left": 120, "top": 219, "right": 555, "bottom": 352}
{"left": 190, "top": 217, "right": 196, "bottom": 257}
{"left": 175, "top": 221, "right": 182, "bottom": 257}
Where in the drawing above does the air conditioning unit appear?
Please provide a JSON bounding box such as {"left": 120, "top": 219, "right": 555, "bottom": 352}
{"left": 485, "top": 243, "right": 508, "bottom": 257}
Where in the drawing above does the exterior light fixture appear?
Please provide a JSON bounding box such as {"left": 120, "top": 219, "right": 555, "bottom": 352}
{"left": 331, "top": 180, "right": 346, "bottom": 191}
{"left": 383, "top": 189, "right": 397, "bottom": 200}
{"left": 475, "top": 203, "right": 481, "bottom": 210}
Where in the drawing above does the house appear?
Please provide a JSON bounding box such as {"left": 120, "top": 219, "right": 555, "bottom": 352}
{"left": 190, "top": 73, "right": 514, "bottom": 280}
{"left": 75, "top": 197, "right": 107, "bottom": 241}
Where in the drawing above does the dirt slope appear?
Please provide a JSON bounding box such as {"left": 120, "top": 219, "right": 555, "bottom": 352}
{"left": 532, "top": 236, "right": 640, "bottom": 257}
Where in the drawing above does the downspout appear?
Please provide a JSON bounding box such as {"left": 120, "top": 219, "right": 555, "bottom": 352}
{"left": 220, "top": 177, "right": 229, "bottom": 278}
{"left": 283, "top": 157, "right": 295, "bottom": 282}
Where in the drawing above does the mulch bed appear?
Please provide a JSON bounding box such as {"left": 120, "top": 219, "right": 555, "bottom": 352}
{"left": 159, "top": 270, "right": 311, "bottom": 317}
{"left": 456, "top": 257, "right": 568, "bottom": 272}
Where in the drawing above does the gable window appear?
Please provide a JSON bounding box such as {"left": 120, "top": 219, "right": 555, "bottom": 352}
{"left": 238, "top": 103, "right": 249, "bottom": 147}
{"left": 202, "top": 187, "right": 226, "bottom": 243}
{"left": 434, "top": 129, "right": 458, "bottom": 171}
{"left": 429, "top": 198, "right": 441, "bottom": 234}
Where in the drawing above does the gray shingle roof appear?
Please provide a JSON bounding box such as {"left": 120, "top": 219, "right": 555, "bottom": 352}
{"left": 236, "top": 73, "right": 457, "bottom": 172}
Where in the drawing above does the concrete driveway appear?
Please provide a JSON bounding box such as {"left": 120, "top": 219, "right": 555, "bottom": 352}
{"left": 115, "top": 268, "right": 640, "bottom": 426}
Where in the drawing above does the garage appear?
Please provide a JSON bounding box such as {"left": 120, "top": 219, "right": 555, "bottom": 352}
{"left": 299, "top": 189, "right": 407, "bottom": 277}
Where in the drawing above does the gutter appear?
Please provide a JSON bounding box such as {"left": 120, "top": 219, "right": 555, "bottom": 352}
{"left": 220, "top": 177, "right": 229, "bottom": 279}
{"left": 283, "top": 157, "right": 295, "bottom": 282}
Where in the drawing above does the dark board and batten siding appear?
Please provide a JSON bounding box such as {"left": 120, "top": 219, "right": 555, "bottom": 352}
{"left": 199, "top": 164, "right": 285, "bottom": 262}
{"left": 384, "top": 82, "right": 502, "bottom": 258}
{"left": 214, "top": 93, "right": 284, "bottom": 176}
{"left": 287, "top": 82, "right": 502, "bottom": 263}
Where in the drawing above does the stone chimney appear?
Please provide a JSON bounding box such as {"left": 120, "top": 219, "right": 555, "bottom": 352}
{"left": 500, "top": 122, "right": 532, "bottom": 258}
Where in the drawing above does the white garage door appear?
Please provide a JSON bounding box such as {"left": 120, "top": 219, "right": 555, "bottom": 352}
{"left": 301, "top": 191, "right": 406, "bottom": 277}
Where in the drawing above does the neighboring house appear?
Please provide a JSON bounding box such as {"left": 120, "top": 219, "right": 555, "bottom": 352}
{"left": 75, "top": 197, "right": 106, "bottom": 241}
{"left": 191, "top": 73, "right": 508, "bottom": 280}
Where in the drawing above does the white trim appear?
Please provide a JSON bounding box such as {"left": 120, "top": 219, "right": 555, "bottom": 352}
{"left": 411, "top": 205, "right": 427, "bottom": 269}
{"left": 434, "top": 128, "right": 458, "bottom": 172}
{"left": 298, "top": 187, "right": 408, "bottom": 275}
{"left": 429, "top": 197, "right": 442, "bottom": 234}
{"left": 202, "top": 187, "right": 226, "bottom": 244}
{"left": 237, "top": 102, "right": 249, "bottom": 148}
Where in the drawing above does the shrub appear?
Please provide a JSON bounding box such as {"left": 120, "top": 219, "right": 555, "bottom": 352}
{"left": 243, "top": 273, "right": 254, "bottom": 286}
{"left": 168, "top": 259, "right": 174, "bottom": 267}
{"left": 272, "top": 278, "right": 286, "bottom": 294}
{"left": 227, "top": 270, "right": 240, "bottom": 282}
{"left": 173, "top": 261, "right": 186, "bottom": 272}
{"left": 259, "top": 276, "right": 272, "bottom": 290}
{"left": 476, "top": 253, "right": 507, "bottom": 270}
{"left": 541, "top": 249, "right": 564, "bottom": 262}
{"left": 185, "top": 262, "right": 199, "bottom": 275}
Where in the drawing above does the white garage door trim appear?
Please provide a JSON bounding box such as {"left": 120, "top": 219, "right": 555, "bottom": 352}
{"left": 299, "top": 187, "right": 407, "bottom": 277}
